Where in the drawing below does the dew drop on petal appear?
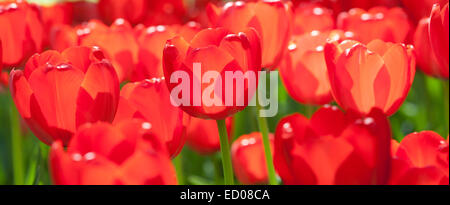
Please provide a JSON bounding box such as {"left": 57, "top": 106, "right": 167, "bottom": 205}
{"left": 313, "top": 7, "right": 324, "bottom": 15}
{"left": 316, "top": 46, "right": 324, "bottom": 52}
{"left": 283, "top": 122, "right": 293, "bottom": 134}
{"left": 241, "top": 139, "right": 249, "bottom": 146}
{"left": 288, "top": 43, "right": 297, "bottom": 52}
{"left": 72, "top": 153, "right": 82, "bottom": 162}
{"left": 248, "top": 138, "right": 256, "bottom": 145}
{"left": 56, "top": 63, "right": 72, "bottom": 70}
{"left": 361, "top": 13, "right": 371, "bottom": 21}
{"left": 363, "top": 117, "right": 375, "bottom": 126}
{"left": 310, "top": 30, "right": 320, "bottom": 37}
{"left": 84, "top": 152, "right": 96, "bottom": 161}
{"left": 344, "top": 31, "right": 355, "bottom": 38}
{"left": 375, "top": 13, "right": 384, "bottom": 20}
{"left": 142, "top": 122, "right": 152, "bottom": 130}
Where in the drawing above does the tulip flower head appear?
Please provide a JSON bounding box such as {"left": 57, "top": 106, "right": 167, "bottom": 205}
{"left": 70, "top": 1, "right": 99, "bottom": 24}
{"left": 280, "top": 30, "right": 352, "bottom": 105}
{"left": 401, "top": 0, "right": 447, "bottom": 22}
{"left": 390, "top": 131, "right": 449, "bottom": 185}
{"left": 132, "top": 22, "right": 202, "bottom": 82}
{"left": 429, "top": 2, "right": 449, "bottom": 72}
{"left": 98, "top": 0, "right": 148, "bottom": 25}
{"left": 292, "top": 0, "right": 400, "bottom": 17}
{"left": 207, "top": 0, "right": 292, "bottom": 69}
{"left": 113, "top": 78, "right": 189, "bottom": 158}
{"left": 50, "top": 119, "right": 177, "bottom": 185}
{"left": 10, "top": 46, "right": 120, "bottom": 146}
{"left": 232, "top": 132, "right": 274, "bottom": 185}
{"left": 0, "top": 40, "right": 2, "bottom": 71}
{"left": 0, "top": 0, "right": 44, "bottom": 67}
{"left": 98, "top": 0, "right": 187, "bottom": 26}
{"left": 163, "top": 28, "right": 261, "bottom": 120}
{"left": 274, "top": 106, "right": 392, "bottom": 185}
{"left": 325, "top": 39, "right": 416, "bottom": 116}
{"left": 292, "top": 3, "right": 334, "bottom": 35}
{"left": 414, "top": 18, "right": 448, "bottom": 78}
{"left": 40, "top": 2, "right": 74, "bottom": 32}
{"left": 337, "top": 7, "right": 411, "bottom": 44}
{"left": 186, "top": 117, "right": 233, "bottom": 155}
{"left": 50, "top": 20, "right": 137, "bottom": 81}
{"left": 80, "top": 19, "right": 139, "bottom": 82}
{"left": 143, "top": 0, "right": 188, "bottom": 26}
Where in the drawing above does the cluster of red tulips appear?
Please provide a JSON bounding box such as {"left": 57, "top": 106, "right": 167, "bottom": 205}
{"left": 0, "top": 0, "right": 448, "bottom": 185}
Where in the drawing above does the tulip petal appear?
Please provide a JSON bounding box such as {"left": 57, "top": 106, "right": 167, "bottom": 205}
{"left": 49, "top": 141, "right": 80, "bottom": 185}
{"left": 120, "top": 150, "right": 177, "bottom": 185}
{"left": 27, "top": 63, "right": 84, "bottom": 136}
{"left": 335, "top": 44, "right": 387, "bottom": 114}
{"left": 292, "top": 136, "right": 354, "bottom": 185}
{"left": 396, "top": 131, "right": 447, "bottom": 168}
{"left": 310, "top": 105, "right": 348, "bottom": 136}
{"left": 68, "top": 122, "right": 135, "bottom": 165}
{"left": 429, "top": 3, "right": 449, "bottom": 71}
{"left": 190, "top": 28, "right": 229, "bottom": 48}
{"left": 76, "top": 61, "right": 119, "bottom": 128}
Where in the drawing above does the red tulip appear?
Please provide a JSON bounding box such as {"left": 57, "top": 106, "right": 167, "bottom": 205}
{"left": 186, "top": 117, "right": 233, "bottom": 155}
{"left": 190, "top": 0, "right": 221, "bottom": 26}
{"left": 414, "top": 18, "right": 448, "bottom": 78}
{"left": 143, "top": 0, "right": 187, "bottom": 26}
{"left": 163, "top": 27, "right": 261, "bottom": 120}
{"left": 1, "top": 39, "right": 5, "bottom": 87}
{"left": 337, "top": 7, "right": 411, "bottom": 44}
{"left": 207, "top": 0, "right": 292, "bottom": 69}
{"left": 292, "top": 3, "right": 334, "bottom": 35}
{"left": 132, "top": 22, "right": 202, "bottom": 82}
{"left": 429, "top": 2, "right": 449, "bottom": 72}
{"left": 49, "top": 24, "right": 79, "bottom": 53}
{"left": 401, "top": 0, "right": 447, "bottom": 22}
{"left": 291, "top": 0, "right": 400, "bottom": 16}
{"left": 274, "top": 106, "right": 392, "bottom": 185}
{"left": 50, "top": 119, "right": 177, "bottom": 185}
{"left": 290, "top": 0, "right": 343, "bottom": 16}
{"left": 40, "top": 2, "right": 74, "bottom": 31}
{"left": 0, "top": 39, "right": 2, "bottom": 70}
{"left": 49, "top": 19, "right": 108, "bottom": 53}
{"left": 391, "top": 139, "right": 400, "bottom": 156}
{"left": 390, "top": 131, "right": 449, "bottom": 185}
{"left": 232, "top": 132, "right": 274, "bottom": 185}
{"left": 280, "top": 30, "right": 351, "bottom": 105}
{"left": 341, "top": 0, "right": 400, "bottom": 10}
{"left": 71, "top": 0, "right": 99, "bottom": 24}
{"left": 10, "top": 46, "right": 120, "bottom": 146}
{"left": 0, "top": 40, "right": 5, "bottom": 89}
{"left": 80, "top": 19, "right": 139, "bottom": 82}
{"left": 0, "top": 0, "right": 44, "bottom": 67}
{"left": 98, "top": 0, "right": 147, "bottom": 25}
{"left": 324, "top": 39, "right": 416, "bottom": 116}
{"left": 113, "top": 78, "right": 189, "bottom": 158}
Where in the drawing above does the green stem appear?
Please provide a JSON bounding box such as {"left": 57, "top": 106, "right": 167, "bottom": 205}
{"left": 174, "top": 153, "right": 184, "bottom": 185}
{"left": 9, "top": 94, "right": 24, "bottom": 185}
{"left": 305, "top": 105, "right": 316, "bottom": 118}
{"left": 255, "top": 82, "right": 278, "bottom": 185}
{"left": 255, "top": 113, "right": 278, "bottom": 185}
{"left": 212, "top": 155, "right": 223, "bottom": 185}
{"left": 25, "top": 143, "right": 41, "bottom": 185}
{"left": 443, "top": 80, "right": 449, "bottom": 136}
{"left": 216, "top": 119, "right": 234, "bottom": 185}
